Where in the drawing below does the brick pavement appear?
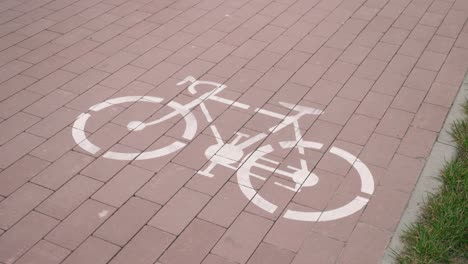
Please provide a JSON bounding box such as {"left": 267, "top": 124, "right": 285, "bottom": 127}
{"left": 0, "top": 0, "right": 467, "bottom": 263}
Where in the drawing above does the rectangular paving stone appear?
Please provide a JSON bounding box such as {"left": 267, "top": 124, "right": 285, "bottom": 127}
{"left": 100, "top": 64, "right": 146, "bottom": 89}
{"left": 190, "top": 29, "right": 226, "bottom": 48}
{"left": 61, "top": 68, "right": 110, "bottom": 94}
{"left": 130, "top": 47, "right": 172, "bottom": 69}
{"left": 124, "top": 34, "right": 165, "bottom": 55}
{"left": 137, "top": 61, "right": 181, "bottom": 86}
{"left": 311, "top": 192, "right": 365, "bottom": 242}
{"left": 337, "top": 114, "right": 379, "bottom": 145}
{"left": 27, "top": 107, "right": 81, "bottom": 139}
{"left": 198, "top": 181, "right": 251, "bottom": 228}
{"left": 425, "top": 82, "right": 460, "bottom": 107}
{"left": 322, "top": 60, "right": 357, "bottom": 84}
{"left": 360, "top": 187, "right": 410, "bottom": 231}
{"left": 65, "top": 84, "right": 115, "bottom": 112}
{"left": 231, "top": 39, "right": 268, "bottom": 59}
{"left": 73, "top": 122, "right": 129, "bottom": 157}
{"left": 172, "top": 133, "right": 220, "bottom": 170}
{"left": 375, "top": 108, "right": 414, "bottom": 138}
{"left": 109, "top": 225, "right": 175, "bottom": 264}
{"left": 404, "top": 67, "right": 438, "bottom": 91}
{"left": 0, "top": 74, "right": 36, "bottom": 101}
{"left": 80, "top": 144, "right": 134, "bottom": 182}
{"left": 391, "top": 86, "right": 426, "bottom": 113}
{"left": 208, "top": 55, "right": 248, "bottom": 78}
{"left": 371, "top": 71, "right": 406, "bottom": 96}
{"left": 166, "top": 44, "right": 205, "bottom": 65}
{"left": 264, "top": 203, "right": 316, "bottom": 252}
{"left": 94, "top": 197, "right": 161, "bottom": 246}
{"left": 0, "top": 182, "right": 51, "bottom": 229}
{"left": 303, "top": 79, "right": 343, "bottom": 105}
{"left": 356, "top": 91, "right": 394, "bottom": 119}
{"left": 338, "top": 77, "right": 374, "bottom": 102}
{"left": 0, "top": 33, "right": 28, "bottom": 52}
{"left": 63, "top": 51, "right": 108, "bottom": 74}
{"left": 19, "top": 42, "right": 65, "bottom": 64}
{"left": 14, "top": 240, "right": 70, "bottom": 264}
{"left": 317, "top": 140, "right": 362, "bottom": 175}
{"left": 337, "top": 223, "right": 391, "bottom": 264}
{"left": 245, "top": 176, "right": 298, "bottom": 220}
{"left": 0, "top": 132, "right": 45, "bottom": 169}
{"left": 291, "top": 232, "right": 344, "bottom": 264}
{"left": 0, "top": 60, "right": 31, "bottom": 84}
{"left": 160, "top": 218, "right": 225, "bottom": 264}
{"left": 319, "top": 97, "right": 359, "bottom": 125}
{"left": 95, "top": 51, "right": 139, "bottom": 73}
{"left": 136, "top": 162, "right": 195, "bottom": 204}
{"left": 276, "top": 50, "right": 311, "bottom": 72}
{"left": 61, "top": 236, "right": 120, "bottom": 264}
{"left": 184, "top": 58, "right": 221, "bottom": 80}
{"left": 224, "top": 68, "right": 263, "bottom": 93}
{"left": 32, "top": 151, "right": 94, "bottom": 190}
{"left": 148, "top": 187, "right": 210, "bottom": 235}
{"left": 202, "top": 254, "right": 237, "bottom": 264}
{"left": 22, "top": 55, "right": 70, "bottom": 79}
{"left": 92, "top": 165, "right": 153, "bottom": 207}
{"left": 0, "top": 211, "right": 58, "bottom": 264}
{"left": 122, "top": 21, "right": 160, "bottom": 39}
{"left": 397, "top": 126, "right": 437, "bottom": 159}
{"left": 255, "top": 68, "right": 295, "bottom": 92}
{"left": 17, "top": 18, "right": 56, "bottom": 36}
{"left": 291, "top": 63, "right": 328, "bottom": 87}
{"left": 58, "top": 39, "right": 101, "bottom": 60}
{"left": 412, "top": 103, "right": 449, "bottom": 132}
{"left": 88, "top": 24, "right": 127, "bottom": 43}
{"left": 0, "top": 112, "right": 40, "bottom": 145}
{"left": 359, "top": 133, "right": 401, "bottom": 168}
{"left": 212, "top": 212, "right": 273, "bottom": 264}
{"left": 380, "top": 154, "right": 425, "bottom": 193}
{"left": 0, "top": 155, "right": 49, "bottom": 196}
{"left": 353, "top": 58, "right": 388, "bottom": 81}
{"left": 221, "top": 27, "right": 258, "bottom": 46}
{"left": 23, "top": 89, "right": 77, "bottom": 118}
{"left": 45, "top": 199, "right": 115, "bottom": 250}
{"left": 300, "top": 120, "right": 343, "bottom": 153}
{"left": 247, "top": 242, "right": 295, "bottom": 264}
{"left": 185, "top": 161, "right": 238, "bottom": 196}
{"left": 386, "top": 55, "right": 418, "bottom": 77}
{"left": 52, "top": 27, "right": 94, "bottom": 46}
{"left": 30, "top": 127, "right": 79, "bottom": 162}
{"left": 36, "top": 175, "right": 103, "bottom": 220}
{"left": 245, "top": 51, "right": 283, "bottom": 73}
{"left": 0, "top": 90, "right": 42, "bottom": 119}
{"left": 368, "top": 42, "right": 399, "bottom": 62}
{"left": 17, "top": 30, "right": 61, "bottom": 49}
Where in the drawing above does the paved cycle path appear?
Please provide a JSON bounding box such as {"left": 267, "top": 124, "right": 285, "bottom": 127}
{"left": 0, "top": 0, "right": 467, "bottom": 263}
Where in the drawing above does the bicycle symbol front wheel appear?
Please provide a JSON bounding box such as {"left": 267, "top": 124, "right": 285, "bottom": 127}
{"left": 72, "top": 96, "right": 197, "bottom": 160}
{"left": 236, "top": 141, "right": 375, "bottom": 222}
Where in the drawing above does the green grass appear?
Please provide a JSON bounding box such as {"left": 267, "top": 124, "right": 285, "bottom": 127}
{"left": 394, "top": 100, "right": 468, "bottom": 264}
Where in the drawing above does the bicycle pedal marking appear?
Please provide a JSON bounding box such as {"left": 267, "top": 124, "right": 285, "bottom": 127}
{"left": 71, "top": 76, "right": 374, "bottom": 222}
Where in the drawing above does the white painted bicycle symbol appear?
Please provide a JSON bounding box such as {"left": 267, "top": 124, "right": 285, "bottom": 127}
{"left": 72, "top": 76, "right": 374, "bottom": 222}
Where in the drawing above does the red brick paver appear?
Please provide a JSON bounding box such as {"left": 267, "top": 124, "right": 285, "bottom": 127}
{"left": 0, "top": 0, "right": 467, "bottom": 263}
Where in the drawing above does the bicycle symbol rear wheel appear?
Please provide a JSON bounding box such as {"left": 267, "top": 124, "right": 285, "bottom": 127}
{"left": 236, "top": 141, "right": 374, "bottom": 222}
{"left": 72, "top": 96, "right": 197, "bottom": 160}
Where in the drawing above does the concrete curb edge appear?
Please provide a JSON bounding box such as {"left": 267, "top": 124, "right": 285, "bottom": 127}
{"left": 381, "top": 73, "right": 468, "bottom": 263}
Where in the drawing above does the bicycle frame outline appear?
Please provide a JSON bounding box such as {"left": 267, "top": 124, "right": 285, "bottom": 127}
{"left": 72, "top": 76, "right": 375, "bottom": 222}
